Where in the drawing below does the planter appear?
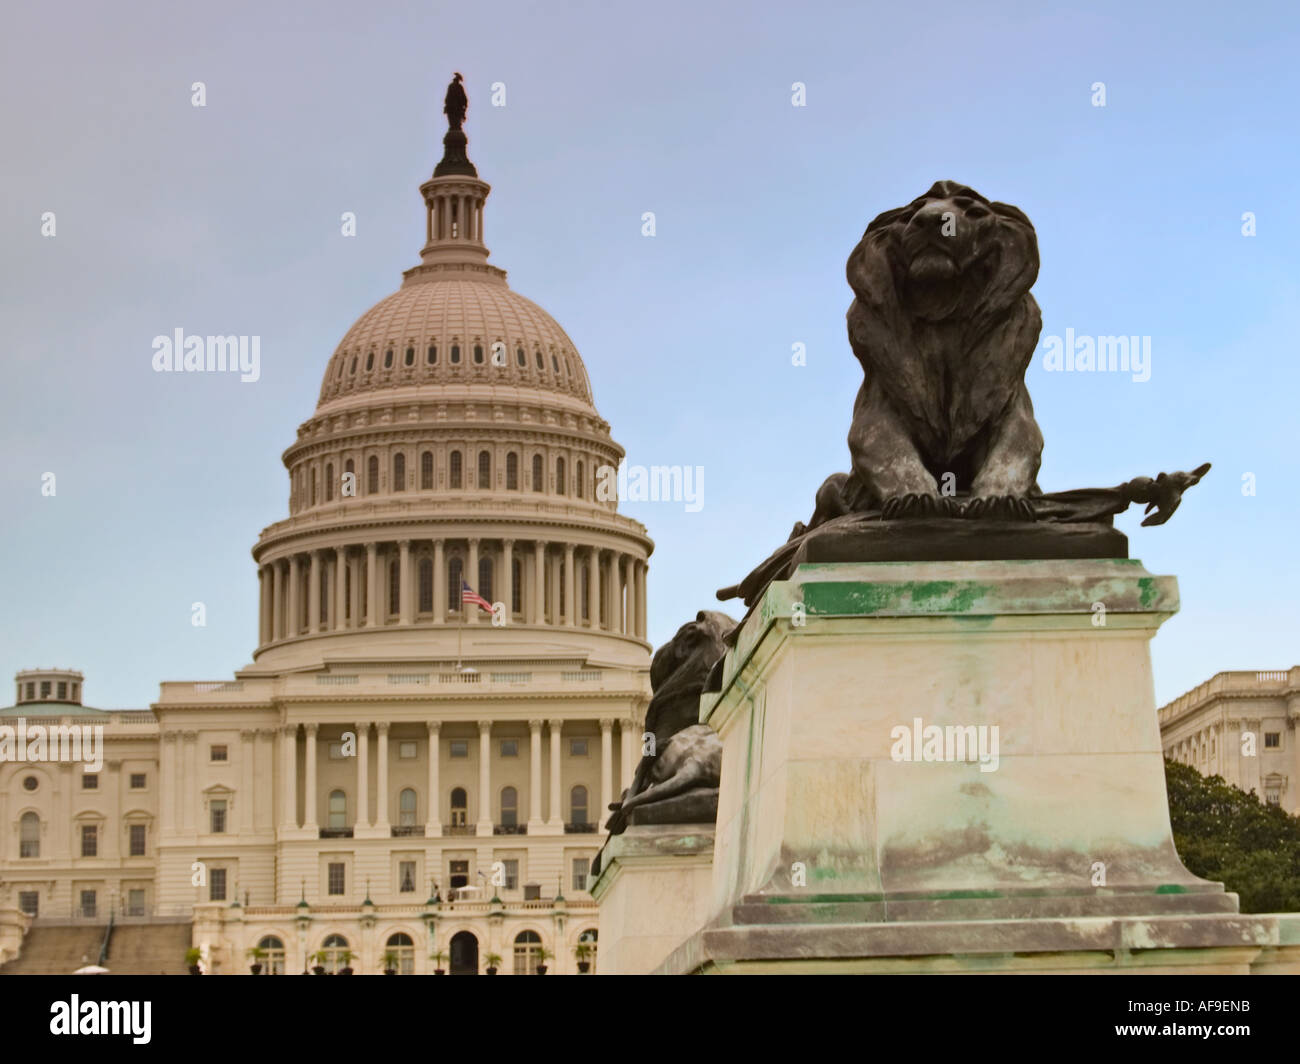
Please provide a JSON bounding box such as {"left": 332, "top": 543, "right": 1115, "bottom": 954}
{"left": 312, "top": 965, "right": 326, "bottom": 976}
{"left": 188, "top": 966, "right": 202, "bottom": 976}
{"left": 249, "top": 963, "right": 263, "bottom": 976}
{"left": 577, "top": 961, "right": 590, "bottom": 973}
{"left": 434, "top": 969, "right": 446, "bottom": 975}
{"left": 485, "top": 967, "right": 498, "bottom": 976}
{"left": 383, "top": 969, "right": 396, "bottom": 976}
{"left": 339, "top": 967, "right": 354, "bottom": 976}
{"left": 535, "top": 965, "right": 548, "bottom": 975}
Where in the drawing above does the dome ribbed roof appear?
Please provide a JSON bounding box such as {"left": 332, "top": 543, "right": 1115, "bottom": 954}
{"left": 317, "top": 273, "right": 593, "bottom": 408}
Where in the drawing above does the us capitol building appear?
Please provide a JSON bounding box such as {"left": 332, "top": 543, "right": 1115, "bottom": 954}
{"left": 0, "top": 88, "right": 651, "bottom": 975}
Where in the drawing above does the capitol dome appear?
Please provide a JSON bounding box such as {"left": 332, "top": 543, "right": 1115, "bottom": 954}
{"left": 247, "top": 93, "right": 652, "bottom": 673}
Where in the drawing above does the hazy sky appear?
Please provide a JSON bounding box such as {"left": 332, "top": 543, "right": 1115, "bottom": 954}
{"left": 2, "top": 0, "right": 1297, "bottom": 708}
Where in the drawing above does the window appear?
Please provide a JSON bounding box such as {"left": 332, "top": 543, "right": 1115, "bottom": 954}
{"left": 389, "top": 559, "right": 400, "bottom": 615}
{"left": 500, "top": 786, "right": 518, "bottom": 828}
{"left": 22, "top": 775, "right": 38, "bottom": 791}
{"left": 570, "top": 738, "right": 588, "bottom": 757}
{"left": 516, "top": 346, "right": 526, "bottom": 367}
{"left": 328, "top": 863, "right": 346, "bottom": 896}
{"left": 19, "top": 812, "right": 39, "bottom": 857}
{"left": 82, "top": 772, "right": 98, "bottom": 790}
{"left": 386, "top": 932, "right": 415, "bottom": 975}
{"left": 210, "top": 799, "right": 227, "bottom": 834}
{"left": 556, "top": 457, "right": 566, "bottom": 496}
{"left": 512, "top": 559, "right": 523, "bottom": 614}
{"left": 310, "top": 467, "right": 317, "bottom": 505}
{"left": 427, "top": 344, "right": 437, "bottom": 365}
{"left": 350, "top": 355, "right": 357, "bottom": 375}
{"left": 502, "top": 858, "right": 519, "bottom": 890}
{"left": 81, "top": 824, "right": 98, "bottom": 857}
{"left": 365, "top": 352, "right": 374, "bottom": 371}
{"left": 325, "top": 464, "right": 334, "bottom": 501}
{"left": 421, "top": 451, "right": 433, "bottom": 489}
{"left": 450, "top": 741, "right": 468, "bottom": 759}
{"left": 127, "top": 889, "right": 146, "bottom": 917}
{"left": 449, "top": 450, "right": 462, "bottom": 489}
{"left": 40, "top": 681, "right": 51, "bottom": 698}
{"left": 320, "top": 933, "right": 349, "bottom": 972}
{"left": 450, "top": 344, "right": 461, "bottom": 364}
{"left": 25, "top": 681, "right": 35, "bottom": 700}
{"left": 479, "top": 557, "right": 493, "bottom": 603}
{"left": 418, "top": 558, "right": 433, "bottom": 613}
{"left": 80, "top": 890, "right": 97, "bottom": 919}
{"left": 210, "top": 868, "right": 227, "bottom": 902}
{"left": 578, "top": 928, "right": 597, "bottom": 973}
{"left": 367, "top": 455, "right": 380, "bottom": 494}
{"left": 506, "top": 452, "right": 518, "bottom": 490}
{"left": 581, "top": 564, "right": 590, "bottom": 621}
{"left": 18, "top": 891, "right": 39, "bottom": 917}
{"left": 449, "top": 859, "right": 469, "bottom": 889}
{"left": 513, "top": 931, "right": 543, "bottom": 975}
{"left": 399, "top": 740, "right": 417, "bottom": 759}
{"left": 393, "top": 452, "right": 406, "bottom": 491}
{"left": 129, "top": 824, "right": 147, "bottom": 856}
{"left": 501, "top": 739, "right": 519, "bottom": 757}
{"left": 258, "top": 935, "right": 285, "bottom": 975}
{"left": 532, "top": 454, "right": 543, "bottom": 492}
{"left": 211, "top": 745, "right": 228, "bottom": 762}
{"left": 329, "top": 790, "right": 347, "bottom": 829}
{"left": 448, "top": 557, "right": 463, "bottom": 610}
{"left": 450, "top": 787, "right": 468, "bottom": 827}
{"left": 552, "top": 353, "right": 560, "bottom": 373}
{"left": 399, "top": 788, "right": 417, "bottom": 826}
{"left": 399, "top": 860, "right": 417, "bottom": 894}
{"left": 405, "top": 345, "right": 415, "bottom": 366}
{"left": 473, "top": 343, "right": 484, "bottom": 364}
{"left": 57, "top": 681, "right": 67, "bottom": 700}
{"left": 1265, "top": 732, "right": 1281, "bottom": 748}
{"left": 384, "top": 348, "right": 394, "bottom": 368}
{"left": 570, "top": 785, "right": 588, "bottom": 826}
{"left": 535, "top": 349, "right": 544, "bottom": 370}
{"left": 572, "top": 857, "right": 590, "bottom": 892}
{"left": 478, "top": 450, "right": 491, "bottom": 489}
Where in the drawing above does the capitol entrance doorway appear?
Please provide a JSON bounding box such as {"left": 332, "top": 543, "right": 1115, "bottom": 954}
{"left": 449, "top": 931, "right": 478, "bottom": 975}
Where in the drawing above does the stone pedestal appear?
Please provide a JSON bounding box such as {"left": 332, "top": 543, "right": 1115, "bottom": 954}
{"left": 656, "top": 559, "right": 1300, "bottom": 974}
{"left": 590, "top": 824, "right": 715, "bottom": 975}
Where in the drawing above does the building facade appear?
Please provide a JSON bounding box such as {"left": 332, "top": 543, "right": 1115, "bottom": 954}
{"left": 1, "top": 103, "right": 652, "bottom": 975}
{"left": 1158, "top": 667, "right": 1300, "bottom": 815}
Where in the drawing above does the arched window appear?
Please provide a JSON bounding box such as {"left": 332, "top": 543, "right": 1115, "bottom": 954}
{"left": 552, "top": 353, "right": 560, "bottom": 373}
{"left": 450, "top": 344, "right": 461, "bottom": 364}
{"left": 399, "top": 788, "right": 417, "bottom": 827}
{"left": 506, "top": 452, "right": 518, "bottom": 490}
{"left": 393, "top": 452, "right": 405, "bottom": 491}
{"left": 404, "top": 346, "right": 415, "bottom": 366}
{"left": 511, "top": 558, "right": 523, "bottom": 614}
{"left": 367, "top": 455, "right": 379, "bottom": 495}
{"left": 310, "top": 467, "right": 317, "bottom": 506}
{"left": 500, "top": 786, "right": 518, "bottom": 829}
{"left": 427, "top": 344, "right": 437, "bottom": 364}
{"left": 479, "top": 557, "right": 493, "bottom": 603}
{"left": 421, "top": 451, "right": 433, "bottom": 490}
{"left": 328, "top": 790, "right": 346, "bottom": 830}
{"left": 449, "top": 450, "right": 462, "bottom": 489}
{"left": 513, "top": 931, "right": 543, "bottom": 975}
{"left": 450, "top": 787, "right": 468, "bottom": 828}
{"left": 578, "top": 928, "right": 597, "bottom": 974}
{"left": 19, "top": 812, "right": 39, "bottom": 858}
{"left": 478, "top": 450, "right": 491, "bottom": 490}
{"left": 389, "top": 559, "right": 400, "bottom": 615}
{"left": 320, "top": 934, "right": 350, "bottom": 974}
{"left": 385, "top": 932, "right": 415, "bottom": 975}
{"left": 570, "top": 785, "right": 588, "bottom": 826}
{"left": 535, "top": 350, "right": 544, "bottom": 370}
{"left": 384, "top": 348, "right": 394, "bottom": 368}
{"left": 344, "top": 458, "right": 354, "bottom": 483}
{"left": 515, "top": 346, "right": 526, "bottom": 367}
{"left": 532, "top": 454, "right": 544, "bottom": 492}
{"left": 448, "top": 557, "right": 463, "bottom": 611}
{"left": 325, "top": 462, "right": 334, "bottom": 501}
{"left": 349, "top": 355, "right": 358, "bottom": 375}
{"left": 576, "top": 460, "right": 584, "bottom": 499}
{"left": 556, "top": 457, "right": 567, "bottom": 496}
{"left": 258, "top": 935, "right": 286, "bottom": 976}
{"left": 418, "top": 558, "right": 433, "bottom": 613}
{"left": 365, "top": 352, "right": 374, "bottom": 371}
{"left": 473, "top": 343, "right": 484, "bottom": 364}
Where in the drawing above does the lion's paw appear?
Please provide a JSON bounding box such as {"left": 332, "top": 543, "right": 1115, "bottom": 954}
{"left": 964, "top": 494, "right": 1036, "bottom": 521}
{"left": 880, "top": 492, "right": 951, "bottom": 520}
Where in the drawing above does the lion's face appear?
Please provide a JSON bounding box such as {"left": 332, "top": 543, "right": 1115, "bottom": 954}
{"left": 649, "top": 610, "right": 734, "bottom": 692}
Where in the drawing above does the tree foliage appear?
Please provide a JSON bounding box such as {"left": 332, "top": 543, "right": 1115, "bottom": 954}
{"left": 1165, "top": 758, "right": 1300, "bottom": 912}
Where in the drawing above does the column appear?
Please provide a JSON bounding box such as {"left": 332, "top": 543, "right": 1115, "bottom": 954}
{"left": 356, "top": 724, "right": 370, "bottom": 828}
{"left": 528, "top": 719, "right": 544, "bottom": 829}
{"left": 636, "top": 560, "right": 647, "bottom": 639}
{"left": 502, "top": 539, "right": 514, "bottom": 618}
{"left": 287, "top": 554, "right": 301, "bottom": 637}
{"left": 425, "top": 722, "right": 442, "bottom": 836}
{"left": 375, "top": 723, "right": 391, "bottom": 830}
{"left": 433, "top": 539, "right": 446, "bottom": 624}
{"left": 623, "top": 556, "right": 635, "bottom": 635}
{"left": 476, "top": 721, "right": 493, "bottom": 834}
{"left": 549, "top": 551, "right": 561, "bottom": 625}
{"left": 563, "top": 543, "right": 576, "bottom": 626}
{"left": 605, "top": 553, "right": 618, "bottom": 636}
{"left": 258, "top": 567, "right": 270, "bottom": 645}
{"left": 548, "top": 719, "right": 563, "bottom": 827}
{"left": 160, "top": 734, "right": 177, "bottom": 833}
{"left": 599, "top": 719, "right": 614, "bottom": 829}
{"left": 308, "top": 550, "right": 322, "bottom": 633}
{"left": 303, "top": 724, "right": 318, "bottom": 831}
{"left": 365, "top": 543, "right": 379, "bottom": 627}
{"left": 587, "top": 547, "right": 601, "bottom": 629}
{"left": 182, "top": 732, "right": 197, "bottom": 832}
{"left": 620, "top": 719, "right": 637, "bottom": 795}
{"left": 399, "top": 540, "right": 412, "bottom": 625}
{"left": 532, "top": 542, "right": 545, "bottom": 624}
{"left": 271, "top": 561, "right": 283, "bottom": 641}
{"left": 334, "top": 547, "right": 348, "bottom": 631}
{"left": 467, "top": 538, "right": 480, "bottom": 623}
{"left": 240, "top": 730, "right": 255, "bottom": 833}
{"left": 280, "top": 725, "right": 297, "bottom": 830}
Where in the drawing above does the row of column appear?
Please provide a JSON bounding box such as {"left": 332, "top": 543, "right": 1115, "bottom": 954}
{"left": 279, "top": 719, "right": 639, "bottom": 835}
{"left": 258, "top": 540, "right": 647, "bottom": 645}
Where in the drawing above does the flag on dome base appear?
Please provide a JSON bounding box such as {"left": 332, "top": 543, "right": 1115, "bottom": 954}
{"left": 461, "top": 581, "right": 493, "bottom": 613}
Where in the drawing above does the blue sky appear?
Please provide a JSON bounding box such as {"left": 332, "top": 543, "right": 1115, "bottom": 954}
{"left": 2, "top": 0, "right": 1297, "bottom": 707}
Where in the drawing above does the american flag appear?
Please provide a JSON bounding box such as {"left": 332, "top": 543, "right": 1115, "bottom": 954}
{"left": 461, "top": 581, "right": 493, "bottom": 614}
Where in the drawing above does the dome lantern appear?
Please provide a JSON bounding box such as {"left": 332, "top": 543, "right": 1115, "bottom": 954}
{"left": 417, "top": 73, "right": 490, "bottom": 268}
